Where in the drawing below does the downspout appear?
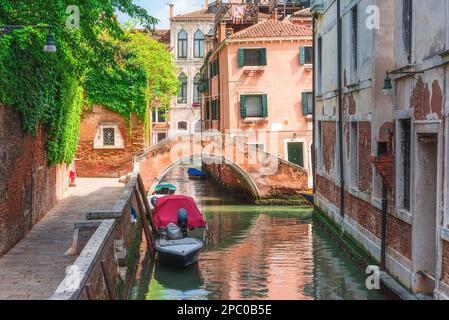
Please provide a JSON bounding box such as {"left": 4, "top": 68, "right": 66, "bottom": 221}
{"left": 381, "top": 180, "right": 388, "bottom": 270}
{"left": 337, "top": 0, "right": 345, "bottom": 217}
{"left": 312, "top": 14, "right": 316, "bottom": 194}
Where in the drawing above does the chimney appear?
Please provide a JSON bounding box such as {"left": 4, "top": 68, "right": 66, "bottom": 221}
{"left": 169, "top": 3, "right": 174, "bottom": 19}
{"left": 204, "top": 0, "right": 209, "bottom": 11}
{"left": 274, "top": 8, "right": 279, "bottom": 20}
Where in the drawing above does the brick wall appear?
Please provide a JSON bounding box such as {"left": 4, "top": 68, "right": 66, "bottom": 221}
{"left": 358, "top": 121, "right": 372, "bottom": 194}
{"left": 76, "top": 106, "right": 148, "bottom": 178}
{"left": 0, "top": 105, "right": 68, "bottom": 257}
{"left": 316, "top": 174, "right": 411, "bottom": 259}
{"left": 441, "top": 240, "right": 449, "bottom": 286}
{"left": 321, "top": 121, "right": 337, "bottom": 174}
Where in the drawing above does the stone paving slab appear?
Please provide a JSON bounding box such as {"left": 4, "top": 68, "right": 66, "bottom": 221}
{"left": 0, "top": 178, "right": 124, "bottom": 300}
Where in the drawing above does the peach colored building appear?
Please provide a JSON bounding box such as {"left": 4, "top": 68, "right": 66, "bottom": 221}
{"left": 202, "top": 19, "right": 314, "bottom": 186}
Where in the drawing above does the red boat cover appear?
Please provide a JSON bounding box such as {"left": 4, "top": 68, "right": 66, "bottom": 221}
{"left": 153, "top": 195, "right": 206, "bottom": 229}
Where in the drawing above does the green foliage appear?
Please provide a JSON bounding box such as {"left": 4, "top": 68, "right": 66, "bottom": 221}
{"left": 84, "top": 30, "right": 179, "bottom": 132}
{"left": 0, "top": 0, "right": 157, "bottom": 165}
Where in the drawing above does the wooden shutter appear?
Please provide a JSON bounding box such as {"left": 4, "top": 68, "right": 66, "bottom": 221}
{"left": 302, "top": 92, "right": 309, "bottom": 115}
{"left": 300, "top": 47, "right": 305, "bottom": 65}
{"left": 259, "top": 48, "right": 267, "bottom": 66}
{"left": 261, "top": 94, "right": 268, "bottom": 117}
{"left": 240, "top": 95, "right": 247, "bottom": 118}
{"left": 238, "top": 48, "right": 245, "bottom": 67}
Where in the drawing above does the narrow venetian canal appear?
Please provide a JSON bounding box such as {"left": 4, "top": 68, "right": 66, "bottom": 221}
{"left": 130, "top": 163, "right": 387, "bottom": 300}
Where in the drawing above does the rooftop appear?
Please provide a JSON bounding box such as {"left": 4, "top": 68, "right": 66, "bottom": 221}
{"left": 171, "top": 9, "right": 215, "bottom": 21}
{"left": 291, "top": 8, "right": 312, "bottom": 18}
{"left": 228, "top": 19, "right": 312, "bottom": 40}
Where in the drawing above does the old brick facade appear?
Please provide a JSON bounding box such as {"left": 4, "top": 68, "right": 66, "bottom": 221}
{"left": 313, "top": 0, "right": 449, "bottom": 298}
{"left": 0, "top": 105, "right": 68, "bottom": 256}
{"left": 76, "top": 106, "right": 148, "bottom": 178}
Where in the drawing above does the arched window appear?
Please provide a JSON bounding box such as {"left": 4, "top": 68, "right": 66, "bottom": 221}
{"left": 194, "top": 120, "right": 202, "bottom": 132}
{"left": 193, "top": 73, "right": 201, "bottom": 104}
{"left": 194, "top": 29, "right": 204, "bottom": 58}
{"left": 178, "top": 30, "right": 188, "bottom": 59}
{"left": 177, "top": 73, "right": 187, "bottom": 104}
{"left": 177, "top": 121, "right": 188, "bottom": 131}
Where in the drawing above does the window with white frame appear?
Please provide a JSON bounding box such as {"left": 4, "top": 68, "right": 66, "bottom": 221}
{"left": 177, "top": 121, "right": 188, "bottom": 131}
{"left": 94, "top": 123, "right": 124, "bottom": 149}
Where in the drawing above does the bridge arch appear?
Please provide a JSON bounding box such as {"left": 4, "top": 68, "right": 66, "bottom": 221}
{"left": 147, "top": 154, "right": 261, "bottom": 200}
{"left": 134, "top": 133, "right": 309, "bottom": 200}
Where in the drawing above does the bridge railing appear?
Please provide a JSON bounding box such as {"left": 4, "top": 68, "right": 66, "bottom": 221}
{"left": 49, "top": 172, "right": 154, "bottom": 300}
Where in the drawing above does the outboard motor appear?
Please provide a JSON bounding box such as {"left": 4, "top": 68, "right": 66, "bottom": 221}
{"left": 150, "top": 196, "right": 158, "bottom": 208}
{"left": 177, "top": 208, "right": 188, "bottom": 238}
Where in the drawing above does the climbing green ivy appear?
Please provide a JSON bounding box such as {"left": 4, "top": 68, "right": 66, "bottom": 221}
{"left": 84, "top": 30, "right": 179, "bottom": 132}
{"left": 0, "top": 0, "right": 158, "bottom": 165}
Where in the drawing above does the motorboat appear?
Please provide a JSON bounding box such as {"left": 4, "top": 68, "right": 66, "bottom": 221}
{"left": 152, "top": 195, "right": 207, "bottom": 267}
{"left": 148, "top": 184, "right": 177, "bottom": 210}
{"left": 187, "top": 168, "right": 207, "bottom": 180}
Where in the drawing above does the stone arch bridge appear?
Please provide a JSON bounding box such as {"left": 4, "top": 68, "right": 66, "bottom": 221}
{"left": 134, "top": 133, "right": 309, "bottom": 200}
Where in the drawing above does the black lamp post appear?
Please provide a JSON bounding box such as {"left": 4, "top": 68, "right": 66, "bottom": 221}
{"left": 0, "top": 25, "right": 57, "bottom": 53}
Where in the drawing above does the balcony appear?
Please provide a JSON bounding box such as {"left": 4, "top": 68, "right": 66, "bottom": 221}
{"left": 243, "top": 65, "right": 265, "bottom": 75}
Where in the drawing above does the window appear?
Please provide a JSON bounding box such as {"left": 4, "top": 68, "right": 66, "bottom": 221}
{"left": 317, "top": 37, "right": 322, "bottom": 94}
{"left": 177, "top": 73, "right": 187, "bottom": 104}
{"left": 204, "top": 100, "right": 210, "bottom": 120}
{"left": 350, "top": 122, "right": 359, "bottom": 187}
{"left": 152, "top": 107, "right": 166, "bottom": 123}
{"left": 401, "top": 119, "right": 411, "bottom": 210}
{"left": 403, "top": 0, "right": 413, "bottom": 63}
{"left": 194, "top": 121, "right": 202, "bottom": 132}
{"left": 238, "top": 48, "right": 267, "bottom": 67}
{"left": 210, "top": 59, "right": 219, "bottom": 77}
{"left": 300, "top": 47, "right": 313, "bottom": 65}
{"left": 103, "top": 128, "right": 115, "bottom": 146}
{"left": 157, "top": 132, "right": 167, "bottom": 142}
{"left": 351, "top": 5, "right": 358, "bottom": 77}
{"left": 94, "top": 124, "right": 124, "bottom": 149}
{"left": 194, "top": 29, "right": 204, "bottom": 58}
{"left": 211, "top": 99, "right": 220, "bottom": 120}
{"left": 193, "top": 74, "right": 201, "bottom": 104}
{"left": 177, "top": 121, "right": 188, "bottom": 131}
{"left": 302, "top": 92, "right": 313, "bottom": 115}
{"left": 240, "top": 95, "right": 268, "bottom": 118}
{"left": 178, "top": 30, "right": 188, "bottom": 59}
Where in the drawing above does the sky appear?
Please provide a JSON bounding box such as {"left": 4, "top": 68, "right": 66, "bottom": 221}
{"left": 117, "top": 0, "right": 205, "bottom": 29}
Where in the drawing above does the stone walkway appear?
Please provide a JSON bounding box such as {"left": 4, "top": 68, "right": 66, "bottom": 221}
{"left": 0, "top": 178, "right": 124, "bottom": 300}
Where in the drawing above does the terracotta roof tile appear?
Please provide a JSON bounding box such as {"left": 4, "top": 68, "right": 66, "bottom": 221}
{"left": 228, "top": 19, "right": 312, "bottom": 39}
{"left": 171, "top": 9, "right": 215, "bottom": 21}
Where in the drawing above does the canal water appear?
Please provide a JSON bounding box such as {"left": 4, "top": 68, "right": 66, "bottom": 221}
{"left": 130, "top": 164, "right": 387, "bottom": 300}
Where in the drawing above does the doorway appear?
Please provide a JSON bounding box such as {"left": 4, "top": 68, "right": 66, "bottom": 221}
{"left": 413, "top": 133, "right": 438, "bottom": 294}
{"left": 287, "top": 142, "right": 304, "bottom": 167}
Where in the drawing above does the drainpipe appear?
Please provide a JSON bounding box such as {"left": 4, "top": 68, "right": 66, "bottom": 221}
{"left": 337, "top": 0, "right": 345, "bottom": 217}
{"left": 312, "top": 15, "right": 316, "bottom": 195}
{"left": 381, "top": 180, "right": 388, "bottom": 270}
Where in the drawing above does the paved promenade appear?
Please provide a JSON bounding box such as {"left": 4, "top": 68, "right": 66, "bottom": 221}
{"left": 0, "top": 178, "right": 124, "bottom": 300}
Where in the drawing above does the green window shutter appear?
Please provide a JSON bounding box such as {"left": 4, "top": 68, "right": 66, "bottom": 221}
{"left": 261, "top": 94, "right": 268, "bottom": 117}
{"left": 238, "top": 48, "right": 245, "bottom": 67}
{"left": 240, "top": 95, "right": 247, "bottom": 118}
{"left": 259, "top": 48, "right": 267, "bottom": 66}
{"left": 300, "top": 47, "right": 305, "bottom": 65}
{"left": 302, "top": 92, "right": 309, "bottom": 115}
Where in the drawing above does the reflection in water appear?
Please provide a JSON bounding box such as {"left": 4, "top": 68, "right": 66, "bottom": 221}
{"left": 130, "top": 164, "right": 387, "bottom": 300}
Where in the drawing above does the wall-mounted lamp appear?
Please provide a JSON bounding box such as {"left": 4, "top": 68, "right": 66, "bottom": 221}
{"left": 382, "top": 70, "right": 424, "bottom": 95}
{"left": 0, "top": 25, "right": 57, "bottom": 53}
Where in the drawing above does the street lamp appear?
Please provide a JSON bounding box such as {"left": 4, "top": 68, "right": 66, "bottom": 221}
{"left": 382, "top": 70, "right": 424, "bottom": 95}
{"left": 43, "top": 29, "right": 57, "bottom": 52}
{"left": 0, "top": 25, "right": 57, "bottom": 53}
